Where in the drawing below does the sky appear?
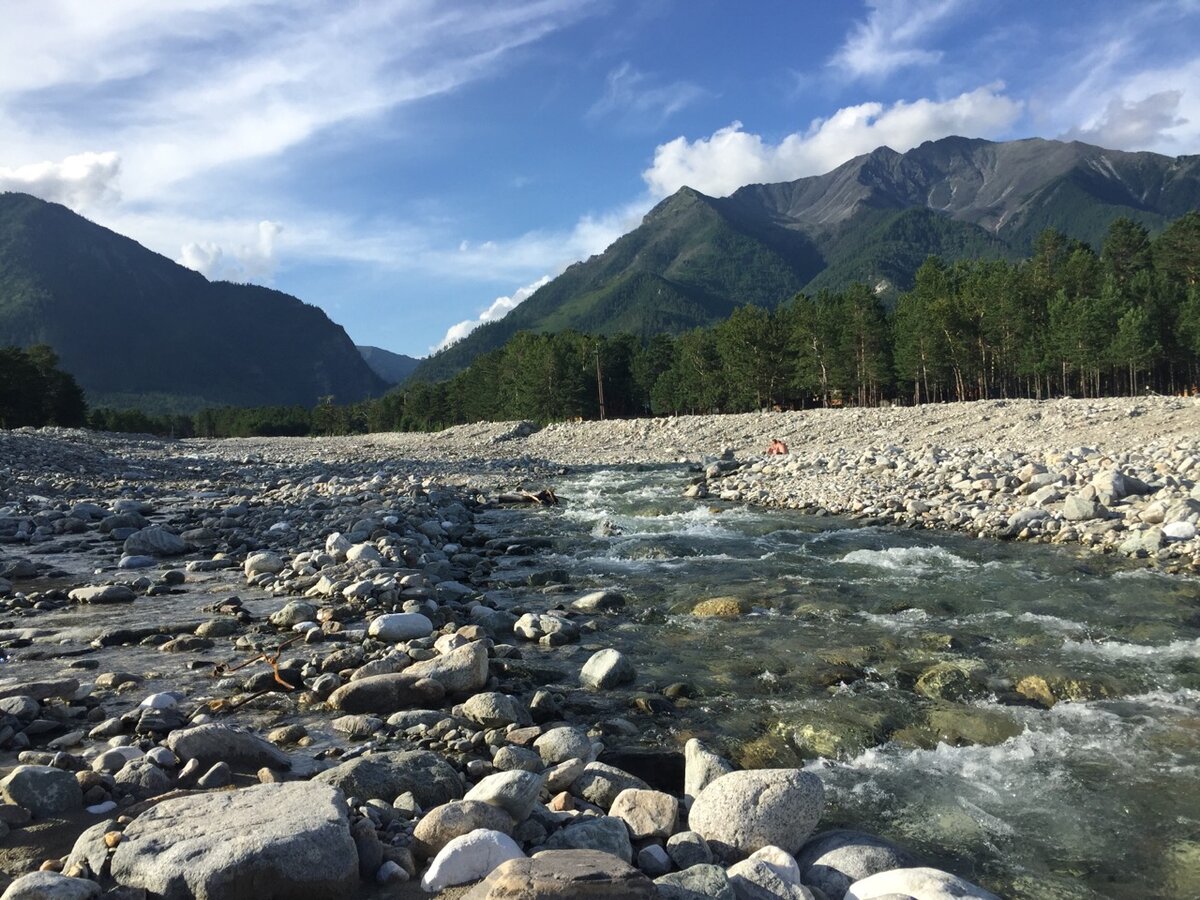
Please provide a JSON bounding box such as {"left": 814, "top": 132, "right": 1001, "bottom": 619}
{"left": 1, "top": 1, "right": 1199, "bottom": 358}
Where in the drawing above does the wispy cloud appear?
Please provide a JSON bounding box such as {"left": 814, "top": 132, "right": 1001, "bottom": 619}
{"left": 587, "top": 62, "right": 706, "bottom": 129}
{"left": 643, "top": 84, "right": 1022, "bottom": 198}
{"left": 830, "top": 0, "right": 963, "bottom": 80}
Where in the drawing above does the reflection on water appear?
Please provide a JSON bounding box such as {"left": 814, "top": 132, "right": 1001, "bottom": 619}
{"left": 483, "top": 465, "right": 1200, "bottom": 900}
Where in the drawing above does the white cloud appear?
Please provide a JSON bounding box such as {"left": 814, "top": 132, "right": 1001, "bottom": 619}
{"left": 0, "top": 151, "right": 120, "bottom": 209}
{"left": 179, "top": 220, "right": 283, "bottom": 283}
{"left": 830, "top": 0, "right": 962, "bottom": 79}
{"left": 643, "top": 85, "right": 1023, "bottom": 197}
{"left": 587, "top": 62, "right": 706, "bottom": 128}
{"left": 1065, "top": 90, "right": 1188, "bottom": 150}
{"left": 435, "top": 275, "right": 552, "bottom": 351}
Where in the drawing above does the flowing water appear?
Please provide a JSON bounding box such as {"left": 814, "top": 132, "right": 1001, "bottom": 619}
{"left": 480, "top": 464, "right": 1200, "bottom": 900}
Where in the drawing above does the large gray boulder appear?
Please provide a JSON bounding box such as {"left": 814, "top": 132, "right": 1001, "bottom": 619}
{"left": 404, "top": 641, "right": 489, "bottom": 695}
{"left": 579, "top": 648, "right": 636, "bottom": 689}
{"left": 728, "top": 857, "right": 815, "bottom": 900}
{"left": 461, "top": 691, "right": 530, "bottom": 728}
{"left": 165, "top": 724, "right": 289, "bottom": 771}
{"left": 0, "top": 872, "right": 101, "bottom": 900}
{"left": 411, "top": 800, "right": 515, "bottom": 859}
{"left": 543, "top": 815, "right": 633, "bottom": 863}
{"left": 123, "top": 526, "right": 187, "bottom": 557}
{"left": 689, "top": 769, "right": 825, "bottom": 860}
{"left": 107, "top": 782, "right": 357, "bottom": 900}
{"left": 655, "top": 864, "right": 736, "bottom": 900}
{"left": 463, "top": 770, "right": 545, "bottom": 822}
{"left": 0, "top": 766, "right": 82, "bottom": 818}
{"left": 313, "top": 750, "right": 462, "bottom": 808}
{"left": 572, "top": 761, "right": 649, "bottom": 809}
{"left": 845, "top": 866, "right": 1001, "bottom": 900}
{"left": 684, "top": 738, "right": 734, "bottom": 807}
{"left": 327, "top": 673, "right": 445, "bottom": 714}
{"left": 796, "top": 829, "right": 920, "bottom": 899}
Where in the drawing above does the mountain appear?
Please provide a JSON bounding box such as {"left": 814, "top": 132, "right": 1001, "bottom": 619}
{"left": 414, "top": 136, "right": 1200, "bottom": 382}
{"left": 357, "top": 345, "right": 420, "bottom": 384}
{"left": 0, "top": 192, "right": 387, "bottom": 411}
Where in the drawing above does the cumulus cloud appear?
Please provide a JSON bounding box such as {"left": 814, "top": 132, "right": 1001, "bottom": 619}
{"left": 0, "top": 151, "right": 120, "bottom": 209}
{"left": 643, "top": 84, "right": 1023, "bottom": 197}
{"left": 830, "top": 0, "right": 962, "bottom": 79}
{"left": 1064, "top": 90, "right": 1188, "bottom": 150}
{"left": 435, "top": 275, "right": 552, "bottom": 351}
{"left": 587, "top": 63, "right": 706, "bottom": 128}
{"left": 179, "top": 220, "right": 283, "bottom": 283}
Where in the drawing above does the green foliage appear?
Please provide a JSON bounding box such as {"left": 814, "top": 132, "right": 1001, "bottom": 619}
{"left": 0, "top": 344, "right": 87, "bottom": 428}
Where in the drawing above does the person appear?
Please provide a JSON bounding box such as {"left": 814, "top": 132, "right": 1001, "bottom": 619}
{"left": 766, "top": 438, "right": 788, "bottom": 455}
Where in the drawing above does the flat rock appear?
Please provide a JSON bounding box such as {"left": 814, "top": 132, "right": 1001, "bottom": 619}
{"left": 107, "top": 782, "right": 357, "bottom": 900}
{"left": 689, "top": 769, "right": 825, "bottom": 860}
{"left": 0, "top": 872, "right": 102, "bottom": 900}
{"left": 313, "top": 750, "right": 463, "bottom": 808}
{"left": 68, "top": 585, "right": 136, "bottom": 604}
{"left": 327, "top": 673, "right": 445, "bottom": 714}
{"left": 464, "top": 849, "right": 654, "bottom": 899}
{"left": 166, "top": 724, "right": 290, "bottom": 771}
{"left": 845, "top": 866, "right": 1001, "bottom": 900}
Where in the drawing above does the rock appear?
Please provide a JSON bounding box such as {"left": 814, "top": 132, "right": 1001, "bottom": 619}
{"left": 493, "top": 745, "right": 543, "bottom": 773}
{"left": 462, "top": 692, "right": 531, "bottom": 728}
{"left": 124, "top": 526, "right": 187, "bottom": 557}
{"left": 1120, "top": 527, "right": 1165, "bottom": 556}
{"left": 367, "top": 613, "right": 434, "bottom": 642}
{"left": 543, "top": 815, "right": 633, "bottom": 863}
{"left": 313, "top": 750, "right": 463, "bottom": 808}
{"left": 195, "top": 762, "right": 232, "bottom": 789}
{"left": 543, "top": 758, "right": 586, "bottom": 793}
{"left": 412, "top": 801, "right": 515, "bottom": 859}
{"left": 637, "top": 844, "right": 671, "bottom": 877}
{"left": 420, "top": 829, "right": 525, "bottom": 892}
{"left": 107, "top": 782, "right": 357, "bottom": 900}
{"left": 0, "top": 765, "right": 82, "bottom": 817}
{"left": 1062, "top": 493, "right": 1104, "bottom": 521}
{"left": 327, "top": 674, "right": 444, "bottom": 714}
{"left": 914, "top": 660, "right": 988, "bottom": 702}
{"left": 692, "top": 597, "right": 751, "bottom": 618}
{"left": 405, "top": 641, "right": 489, "bottom": 695}
{"left": 796, "top": 829, "right": 921, "bottom": 900}
{"left": 1164, "top": 520, "right": 1198, "bottom": 540}
{"left": 534, "top": 726, "right": 594, "bottom": 766}
{"left": 465, "top": 849, "right": 654, "bottom": 899}
{"left": 571, "top": 590, "right": 626, "bottom": 612}
{"left": 689, "top": 769, "right": 825, "bottom": 860}
{"left": 267, "top": 600, "right": 316, "bottom": 627}
{"left": 655, "top": 864, "right": 736, "bottom": 900}
{"left": 114, "top": 758, "right": 173, "bottom": 797}
{"left": 684, "top": 738, "right": 734, "bottom": 807}
{"left": 166, "top": 724, "right": 290, "bottom": 771}
{"left": 0, "top": 872, "right": 102, "bottom": 900}
{"left": 727, "top": 857, "right": 814, "bottom": 900}
{"left": 667, "top": 830, "right": 713, "bottom": 869}
{"left": 0, "top": 678, "right": 78, "bottom": 702}
{"left": 345, "top": 543, "right": 382, "bottom": 563}
{"left": 68, "top": 585, "right": 136, "bottom": 604}
{"left": 463, "top": 770, "right": 545, "bottom": 822}
{"left": 609, "top": 788, "right": 678, "bottom": 839}
{"left": 845, "top": 866, "right": 1001, "bottom": 900}
{"left": 580, "top": 648, "right": 636, "bottom": 690}
{"left": 351, "top": 818, "right": 383, "bottom": 880}
{"left": 243, "top": 551, "right": 284, "bottom": 578}
{"left": 572, "top": 762, "right": 649, "bottom": 809}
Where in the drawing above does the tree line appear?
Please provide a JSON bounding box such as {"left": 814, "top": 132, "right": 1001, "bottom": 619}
{"left": 0, "top": 345, "right": 87, "bottom": 428}
{"left": 8, "top": 214, "right": 1199, "bottom": 439}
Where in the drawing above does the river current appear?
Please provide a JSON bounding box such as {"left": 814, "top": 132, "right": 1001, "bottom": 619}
{"left": 478, "top": 464, "right": 1200, "bottom": 900}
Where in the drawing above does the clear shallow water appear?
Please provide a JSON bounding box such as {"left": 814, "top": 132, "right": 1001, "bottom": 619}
{"left": 482, "top": 465, "right": 1200, "bottom": 900}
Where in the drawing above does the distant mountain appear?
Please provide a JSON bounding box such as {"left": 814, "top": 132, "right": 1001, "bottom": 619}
{"left": 0, "top": 192, "right": 387, "bottom": 411}
{"left": 414, "top": 136, "right": 1200, "bottom": 382}
{"left": 357, "top": 345, "right": 420, "bottom": 384}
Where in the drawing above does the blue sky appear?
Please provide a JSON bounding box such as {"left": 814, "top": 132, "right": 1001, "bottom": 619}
{"left": 1, "top": 1, "right": 1198, "bottom": 358}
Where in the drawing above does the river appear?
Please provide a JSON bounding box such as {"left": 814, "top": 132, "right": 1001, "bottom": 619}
{"left": 478, "top": 463, "right": 1200, "bottom": 899}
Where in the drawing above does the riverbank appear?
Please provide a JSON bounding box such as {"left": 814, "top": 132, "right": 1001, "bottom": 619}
{"left": 0, "top": 397, "right": 1196, "bottom": 898}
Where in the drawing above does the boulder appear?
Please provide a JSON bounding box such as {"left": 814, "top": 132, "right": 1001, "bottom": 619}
{"left": 655, "top": 864, "right": 736, "bottom": 900}
{"left": 1062, "top": 493, "right": 1104, "bottom": 521}
{"left": 692, "top": 598, "right": 751, "bottom": 618}
{"left": 0, "top": 872, "right": 101, "bottom": 900}
{"left": 914, "top": 660, "right": 988, "bottom": 703}
{"left": 462, "top": 692, "right": 531, "bottom": 728}
{"left": 845, "top": 866, "right": 1001, "bottom": 900}
{"left": 267, "top": 601, "right": 316, "bottom": 627}
{"left": 543, "top": 815, "right": 632, "bottom": 863}
{"left": 571, "top": 590, "right": 626, "bottom": 612}
{"left": 463, "top": 770, "right": 544, "bottom": 822}
{"left": 572, "top": 762, "right": 649, "bottom": 809}
{"left": 465, "top": 849, "right": 654, "bottom": 899}
{"left": 420, "top": 830, "right": 524, "bottom": 893}
{"left": 534, "top": 726, "right": 594, "bottom": 766}
{"left": 243, "top": 551, "right": 284, "bottom": 578}
{"left": 580, "top": 649, "right": 636, "bottom": 690}
{"left": 796, "top": 829, "right": 920, "bottom": 900}
{"left": 123, "top": 526, "right": 187, "bottom": 557}
{"left": 166, "top": 724, "right": 289, "bottom": 771}
{"left": 367, "top": 613, "right": 434, "bottom": 642}
{"left": 666, "top": 830, "right": 713, "bottom": 869}
{"left": 107, "top": 782, "right": 357, "bottom": 900}
{"left": 68, "top": 585, "right": 135, "bottom": 604}
{"left": 609, "top": 788, "right": 678, "bottom": 840}
{"left": 727, "top": 857, "right": 814, "bottom": 900}
{"left": 327, "top": 674, "right": 445, "bottom": 714}
{"left": 412, "top": 801, "right": 515, "bottom": 859}
{"left": 0, "top": 766, "right": 82, "bottom": 817}
{"left": 684, "top": 738, "right": 734, "bottom": 807}
{"left": 313, "top": 750, "right": 462, "bottom": 809}
{"left": 689, "top": 769, "right": 824, "bottom": 859}
{"left": 405, "top": 641, "right": 489, "bottom": 695}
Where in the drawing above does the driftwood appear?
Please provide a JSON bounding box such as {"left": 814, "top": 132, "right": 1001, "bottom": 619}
{"left": 497, "top": 489, "right": 560, "bottom": 506}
